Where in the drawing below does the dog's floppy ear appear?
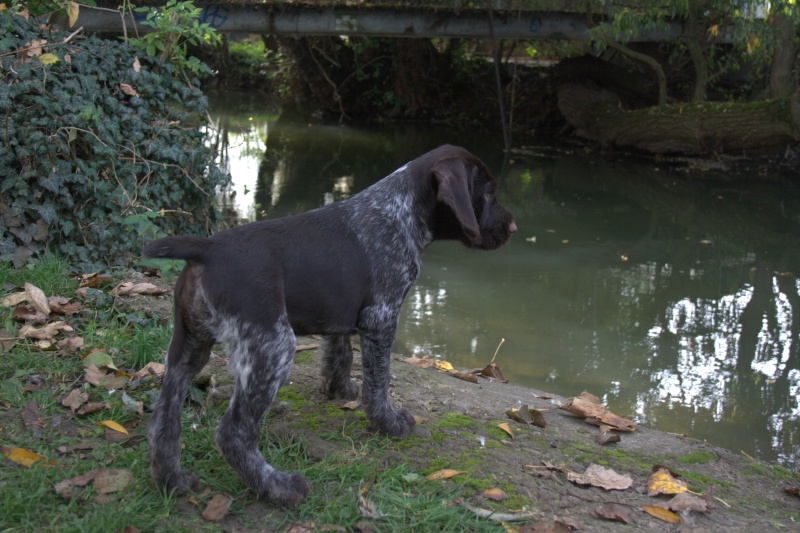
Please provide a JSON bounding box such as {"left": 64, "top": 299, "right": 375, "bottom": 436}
{"left": 431, "top": 158, "right": 481, "bottom": 244}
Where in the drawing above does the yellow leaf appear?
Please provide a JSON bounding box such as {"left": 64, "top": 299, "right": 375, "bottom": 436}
{"left": 641, "top": 505, "right": 682, "bottom": 524}
{"left": 1, "top": 445, "right": 46, "bottom": 467}
{"left": 434, "top": 360, "right": 454, "bottom": 372}
{"left": 96, "top": 420, "right": 128, "bottom": 435}
{"left": 709, "top": 24, "right": 719, "bottom": 37}
{"left": 647, "top": 468, "right": 688, "bottom": 496}
{"left": 68, "top": 1, "right": 79, "bottom": 27}
{"left": 497, "top": 422, "right": 513, "bottom": 438}
{"left": 425, "top": 469, "right": 467, "bottom": 481}
{"left": 39, "top": 53, "right": 59, "bottom": 65}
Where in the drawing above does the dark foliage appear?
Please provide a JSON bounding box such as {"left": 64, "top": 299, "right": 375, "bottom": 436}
{"left": 0, "top": 11, "right": 229, "bottom": 267}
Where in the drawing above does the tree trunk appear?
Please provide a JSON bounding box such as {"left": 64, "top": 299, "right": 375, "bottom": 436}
{"left": 683, "top": 14, "right": 708, "bottom": 103}
{"left": 768, "top": 10, "right": 797, "bottom": 99}
{"left": 557, "top": 82, "right": 800, "bottom": 155}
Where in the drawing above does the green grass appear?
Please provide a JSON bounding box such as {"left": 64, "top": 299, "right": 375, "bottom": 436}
{"left": 0, "top": 255, "right": 503, "bottom": 532}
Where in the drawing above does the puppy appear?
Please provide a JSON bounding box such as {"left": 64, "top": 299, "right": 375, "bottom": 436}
{"left": 144, "top": 144, "right": 516, "bottom": 506}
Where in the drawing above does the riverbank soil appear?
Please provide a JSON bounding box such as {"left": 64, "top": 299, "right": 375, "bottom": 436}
{"left": 118, "top": 281, "right": 800, "bottom": 532}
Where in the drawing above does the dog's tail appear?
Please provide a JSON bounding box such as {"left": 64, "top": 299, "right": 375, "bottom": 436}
{"left": 142, "top": 235, "right": 212, "bottom": 262}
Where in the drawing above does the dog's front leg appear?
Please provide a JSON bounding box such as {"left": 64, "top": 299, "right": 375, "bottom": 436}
{"left": 359, "top": 331, "right": 416, "bottom": 437}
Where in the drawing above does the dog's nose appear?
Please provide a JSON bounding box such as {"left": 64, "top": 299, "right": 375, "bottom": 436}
{"left": 509, "top": 221, "right": 518, "bottom": 234}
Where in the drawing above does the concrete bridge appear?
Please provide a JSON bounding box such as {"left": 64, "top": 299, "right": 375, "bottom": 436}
{"left": 76, "top": 1, "right": 683, "bottom": 41}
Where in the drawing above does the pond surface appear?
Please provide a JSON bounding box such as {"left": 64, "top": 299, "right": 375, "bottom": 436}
{"left": 207, "top": 94, "right": 800, "bottom": 467}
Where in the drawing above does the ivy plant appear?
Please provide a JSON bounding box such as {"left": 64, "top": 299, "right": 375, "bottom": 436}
{"left": 0, "top": 7, "right": 229, "bottom": 267}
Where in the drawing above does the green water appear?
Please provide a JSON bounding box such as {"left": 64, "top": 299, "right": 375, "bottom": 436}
{"left": 207, "top": 98, "right": 800, "bottom": 467}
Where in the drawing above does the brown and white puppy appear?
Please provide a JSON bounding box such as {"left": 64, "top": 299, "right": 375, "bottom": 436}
{"left": 143, "top": 145, "right": 516, "bottom": 507}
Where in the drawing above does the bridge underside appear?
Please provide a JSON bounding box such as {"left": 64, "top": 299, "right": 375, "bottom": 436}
{"left": 76, "top": 4, "right": 682, "bottom": 41}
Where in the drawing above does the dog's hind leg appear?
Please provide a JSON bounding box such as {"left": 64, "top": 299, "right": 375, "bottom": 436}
{"left": 320, "top": 334, "right": 359, "bottom": 400}
{"left": 215, "top": 316, "right": 310, "bottom": 507}
{"left": 148, "top": 317, "right": 213, "bottom": 494}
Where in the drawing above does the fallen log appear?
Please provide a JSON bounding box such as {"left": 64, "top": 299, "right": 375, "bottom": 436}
{"left": 557, "top": 83, "right": 800, "bottom": 156}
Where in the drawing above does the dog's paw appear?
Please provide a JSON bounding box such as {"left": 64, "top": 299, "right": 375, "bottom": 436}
{"left": 373, "top": 407, "right": 416, "bottom": 438}
{"left": 157, "top": 469, "right": 201, "bottom": 495}
{"left": 263, "top": 472, "right": 310, "bottom": 508}
{"left": 323, "top": 378, "right": 360, "bottom": 401}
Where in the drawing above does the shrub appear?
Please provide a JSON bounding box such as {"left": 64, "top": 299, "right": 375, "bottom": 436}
{"left": 0, "top": 8, "right": 229, "bottom": 267}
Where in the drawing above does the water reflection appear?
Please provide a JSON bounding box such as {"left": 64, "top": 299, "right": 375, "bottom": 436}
{"left": 205, "top": 100, "right": 800, "bottom": 466}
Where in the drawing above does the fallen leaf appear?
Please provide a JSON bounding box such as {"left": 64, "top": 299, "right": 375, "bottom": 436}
{"left": 78, "top": 273, "right": 113, "bottom": 288}
{"left": 93, "top": 468, "right": 133, "bottom": 494}
{"left": 641, "top": 505, "right": 682, "bottom": 524}
{"left": 24, "top": 282, "right": 51, "bottom": 315}
{"left": 480, "top": 362, "right": 509, "bottom": 383}
{"left": 402, "top": 355, "right": 437, "bottom": 369}
{"left": 201, "top": 493, "right": 231, "bottom": 522}
{"left": 135, "top": 362, "right": 165, "bottom": 379}
{"left": 559, "top": 396, "right": 606, "bottom": 418}
{"left": 19, "top": 321, "right": 69, "bottom": 340}
{"left": 96, "top": 420, "right": 128, "bottom": 435}
{"left": 595, "top": 503, "right": 630, "bottom": 523}
{"left": 49, "top": 298, "right": 82, "bottom": 315}
{"left": 84, "top": 363, "right": 107, "bottom": 387}
{"left": 1, "top": 292, "right": 28, "bottom": 307}
{"left": 480, "top": 487, "right": 507, "bottom": 501}
{"left": 67, "top": 1, "right": 79, "bottom": 27}
{"left": 434, "top": 360, "right": 454, "bottom": 372}
{"left": 54, "top": 468, "right": 100, "bottom": 498}
{"left": 119, "top": 83, "right": 140, "bottom": 98}
{"left": 647, "top": 467, "right": 688, "bottom": 497}
{"left": 566, "top": 464, "right": 633, "bottom": 491}
{"left": 591, "top": 412, "right": 637, "bottom": 432}
{"left": 57, "top": 336, "right": 84, "bottom": 352}
{"left": 77, "top": 402, "right": 110, "bottom": 415}
{"left": 497, "top": 422, "right": 513, "bottom": 438}
{"left": 61, "top": 389, "right": 88, "bottom": 413}
{"left": 450, "top": 369, "right": 478, "bottom": 383}
{"left": 341, "top": 400, "right": 361, "bottom": 410}
{"left": 667, "top": 492, "right": 711, "bottom": 513}
{"left": 506, "top": 404, "right": 546, "bottom": 428}
{"left": 597, "top": 424, "right": 621, "bottom": 445}
{"left": 425, "top": 469, "right": 467, "bottom": 481}
{"left": 1, "top": 445, "right": 47, "bottom": 467}
{"left": 121, "top": 392, "right": 143, "bottom": 416}
{"left": 12, "top": 304, "right": 47, "bottom": 322}
{"left": 83, "top": 350, "right": 118, "bottom": 370}
{"left": 783, "top": 486, "right": 800, "bottom": 497}
{"left": 38, "top": 52, "right": 59, "bottom": 65}
{"left": 110, "top": 281, "right": 167, "bottom": 296}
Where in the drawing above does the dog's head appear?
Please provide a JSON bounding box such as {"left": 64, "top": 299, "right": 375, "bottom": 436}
{"left": 429, "top": 146, "right": 516, "bottom": 250}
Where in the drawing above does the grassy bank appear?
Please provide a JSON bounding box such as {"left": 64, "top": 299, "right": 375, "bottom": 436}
{"left": 0, "top": 256, "right": 494, "bottom": 532}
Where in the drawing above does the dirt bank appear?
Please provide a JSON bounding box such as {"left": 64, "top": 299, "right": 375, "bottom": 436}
{"left": 120, "top": 273, "right": 800, "bottom": 532}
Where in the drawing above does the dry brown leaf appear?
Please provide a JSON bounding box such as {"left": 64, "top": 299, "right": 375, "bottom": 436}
{"left": 566, "top": 464, "right": 633, "bottom": 491}
{"left": 61, "top": 389, "right": 88, "bottom": 413}
{"left": 480, "top": 362, "right": 509, "bottom": 383}
{"left": 647, "top": 467, "right": 688, "bottom": 497}
{"left": 667, "top": 492, "right": 711, "bottom": 513}
{"left": 1, "top": 292, "right": 27, "bottom": 307}
{"left": 559, "top": 396, "right": 607, "bottom": 418}
{"left": 480, "top": 487, "right": 507, "bottom": 501}
{"left": 78, "top": 273, "right": 113, "bottom": 288}
{"left": 402, "top": 355, "right": 437, "bottom": 369}
{"left": 13, "top": 304, "right": 48, "bottom": 322}
{"left": 425, "top": 469, "right": 467, "bottom": 481}
{"left": 135, "top": 362, "right": 165, "bottom": 379}
{"left": 19, "top": 321, "right": 69, "bottom": 340}
{"left": 24, "top": 282, "right": 51, "bottom": 315}
{"left": 450, "top": 369, "right": 479, "bottom": 383}
{"left": 506, "top": 404, "right": 546, "bottom": 428}
{"left": 49, "top": 298, "right": 82, "bottom": 315}
{"left": 595, "top": 503, "right": 630, "bottom": 523}
{"left": 201, "top": 493, "right": 231, "bottom": 522}
{"left": 597, "top": 424, "right": 621, "bottom": 445}
{"left": 592, "top": 412, "right": 637, "bottom": 432}
{"left": 84, "top": 363, "right": 107, "bottom": 387}
{"left": 110, "top": 281, "right": 168, "bottom": 297}
{"left": 783, "top": 486, "right": 800, "bottom": 497}
{"left": 93, "top": 468, "right": 133, "bottom": 494}
{"left": 77, "top": 402, "right": 110, "bottom": 416}
{"left": 57, "top": 336, "right": 84, "bottom": 352}
{"left": 641, "top": 505, "right": 682, "bottom": 524}
{"left": 54, "top": 468, "right": 100, "bottom": 498}
{"left": 119, "top": 83, "right": 140, "bottom": 98}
